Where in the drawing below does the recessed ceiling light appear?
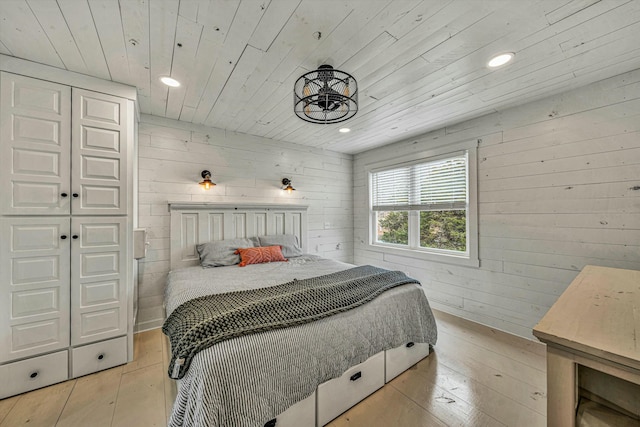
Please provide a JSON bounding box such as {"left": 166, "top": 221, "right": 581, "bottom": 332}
{"left": 487, "top": 53, "right": 515, "bottom": 68}
{"left": 339, "top": 128, "right": 351, "bottom": 133}
{"left": 160, "top": 76, "right": 181, "bottom": 87}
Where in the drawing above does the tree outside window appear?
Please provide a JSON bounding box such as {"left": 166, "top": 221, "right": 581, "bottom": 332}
{"left": 376, "top": 211, "right": 408, "bottom": 244}
{"left": 419, "top": 210, "right": 466, "bottom": 251}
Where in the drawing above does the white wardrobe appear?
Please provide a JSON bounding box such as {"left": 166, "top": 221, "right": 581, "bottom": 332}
{"left": 0, "top": 66, "right": 136, "bottom": 399}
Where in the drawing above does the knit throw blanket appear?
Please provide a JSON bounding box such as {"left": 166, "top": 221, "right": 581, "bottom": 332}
{"left": 162, "top": 265, "right": 419, "bottom": 379}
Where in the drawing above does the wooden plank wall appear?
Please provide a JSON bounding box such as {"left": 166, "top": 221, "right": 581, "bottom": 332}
{"left": 353, "top": 69, "right": 640, "bottom": 339}
{"left": 135, "top": 115, "right": 353, "bottom": 331}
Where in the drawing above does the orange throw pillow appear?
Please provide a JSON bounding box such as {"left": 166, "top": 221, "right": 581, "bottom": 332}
{"left": 234, "top": 246, "right": 287, "bottom": 267}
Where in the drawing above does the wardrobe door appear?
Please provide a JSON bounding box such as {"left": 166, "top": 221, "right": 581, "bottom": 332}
{"left": 71, "top": 89, "right": 129, "bottom": 215}
{"left": 0, "top": 217, "right": 71, "bottom": 363}
{"left": 0, "top": 72, "right": 71, "bottom": 215}
{"left": 71, "top": 217, "right": 127, "bottom": 345}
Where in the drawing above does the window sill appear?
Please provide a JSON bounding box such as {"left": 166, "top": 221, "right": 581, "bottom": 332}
{"left": 367, "top": 243, "right": 480, "bottom": 268}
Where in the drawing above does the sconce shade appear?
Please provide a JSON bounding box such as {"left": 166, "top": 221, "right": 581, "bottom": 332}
{"left": 282, "top": 178, "right": 295, "bottom": 193}
{"left": 199, "top": 170, "right": 215, "bottom": 190}
{"left": 294, "top": 65, "right": 358, "bottom": 124}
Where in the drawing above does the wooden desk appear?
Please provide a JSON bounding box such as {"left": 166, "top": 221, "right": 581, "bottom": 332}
{"left": 533, "top": 265, "right": 640, "bottom": 427}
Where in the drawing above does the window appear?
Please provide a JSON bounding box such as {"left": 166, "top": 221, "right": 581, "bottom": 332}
{"left": 369, "top": 143, "right": 478, "bottom": 267}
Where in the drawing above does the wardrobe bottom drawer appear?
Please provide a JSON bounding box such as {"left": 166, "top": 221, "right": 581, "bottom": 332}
{"left": 317, "top": 351, "right": 385, "bottom": 426}
{"left": 267, "top": 391, "right": 315, "bottom": 427}
{"left": 0, "top": 350, "right": 69, "bottom": 399}
{"left": 71, "top": 335, "right": 127, "bottom": 378}
{"left": 385, "top": 342, "right": 430, "bottom": 383}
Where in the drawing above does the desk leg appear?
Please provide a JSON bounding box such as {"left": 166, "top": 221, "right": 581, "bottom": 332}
{"left": 547, "top": 347, "right": 576, "bottom": 427}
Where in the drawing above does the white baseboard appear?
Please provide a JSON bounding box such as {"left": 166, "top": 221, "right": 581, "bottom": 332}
{"left": 134, "top": 318, "right": 164, "bottom": 333}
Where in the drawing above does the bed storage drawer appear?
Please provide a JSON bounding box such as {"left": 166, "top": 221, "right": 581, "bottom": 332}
{"left": 268, "top": 391, "right": 315, "bottom": 427}
{"left": 0, "top": 350, "right": 69, "bottom": 399}
{"left": 385, "top": 341, "right": 430, "bottom": 383}
{"left": 316, "top": 351, "right": 385, "bottom": 426}
{"left": 71, "top": 335, "right": 127, "bottom": 378}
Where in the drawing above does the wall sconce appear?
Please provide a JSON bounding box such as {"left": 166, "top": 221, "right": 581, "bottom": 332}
{"left": 199, "top": 170, "right": 215, "bottom": 190}
{"left": 281, "top": 178, "right": 295, "bottom": 193}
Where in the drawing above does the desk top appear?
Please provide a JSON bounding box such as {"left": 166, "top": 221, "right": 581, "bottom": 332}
{"left": 533, "top": 265, "right": 640, "bottom": 371}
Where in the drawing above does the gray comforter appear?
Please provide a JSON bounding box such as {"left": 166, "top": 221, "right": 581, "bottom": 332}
{"left": 165, "top": 256, "right": 437, "bottom": 427}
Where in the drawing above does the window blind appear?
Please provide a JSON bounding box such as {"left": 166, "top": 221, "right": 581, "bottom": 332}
{"left": 371, "top": 154, "right": 467, "bottom": 211}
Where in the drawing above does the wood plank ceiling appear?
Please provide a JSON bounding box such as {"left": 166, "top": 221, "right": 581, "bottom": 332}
{"left": 1, "top": 0, "right": 639, "bottom": 154}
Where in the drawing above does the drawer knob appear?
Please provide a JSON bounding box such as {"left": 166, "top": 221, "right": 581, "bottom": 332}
{"left": 72, "top": 193, "right": 79, "bottom": 198}
{"left": 350, "top": 371, "right": 362, "bottom": 382}
{"left": 97, "top": 353, "right": 105, "bottom": 360}
{"left": 72, "top": 235, "right": 79, "bottom": 239}
{"left": 29, "top": 371, "right": 39, "bottom": 379}
{"left": 61, "top": 235, "right": 68, "bottom": 240}
{"left": 61, "top": 192, "right": 68, "bottom": 198}
{"left": 406, "top": 342, "right": 415, "bottom": 348}
{"left": 264, "top": 419, "right": 276, "bottom": 427}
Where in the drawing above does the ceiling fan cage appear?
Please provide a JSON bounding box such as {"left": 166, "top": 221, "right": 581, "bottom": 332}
{"left": 294, "top": 65, "right": 358, "bottom": 124}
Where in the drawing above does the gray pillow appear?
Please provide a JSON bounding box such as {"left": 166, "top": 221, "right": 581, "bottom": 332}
{"left": 196, "top": 238, "right": 255, "bottom": 268}
{"left": 257, "top": 234, "right": 303, "bottom": 258}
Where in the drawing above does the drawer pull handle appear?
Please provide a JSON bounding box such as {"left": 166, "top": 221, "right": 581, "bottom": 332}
{"left": 264, "top": 419, "right": 276, "bottom": 427}
{"left": 350, "top": 371, "right": 362, "bottom": 382}
{"left": 29, "top": 371, "right": 39, "bottom": 379}
{"left": 406, "top": 342, "right": 415, "bottom": 348}
{"left": 61, "top": 235, "right": 68, "bottom": 240}
{"left": 97, "top": 354, "right": 105, "bottom": 360}
{"left": 72, "top": 193, "right": 79, "bottom": 198}
{"left": 61, "top": 192, "right": 68, "bottom": 198}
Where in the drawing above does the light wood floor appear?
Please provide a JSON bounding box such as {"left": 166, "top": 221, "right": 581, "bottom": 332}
{"left": 0, "top": 310, "right": 547, "bottom": 426}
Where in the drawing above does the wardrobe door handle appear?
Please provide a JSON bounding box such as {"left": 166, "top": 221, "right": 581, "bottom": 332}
{"left": 60, "top": 235, "right": 68, "bottom": 240}
{"left": 61, "top": 192, "right": 68, "bottom": 198}
{"left": 72, "top": 235, "right": 79, "bottom": 240}
{"left": 72, "top": 193, "right": 79, "bottom": 198}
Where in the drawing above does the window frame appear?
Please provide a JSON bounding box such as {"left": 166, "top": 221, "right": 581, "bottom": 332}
{"left": 367, "top": 140, "right": 479, "bottom": 267}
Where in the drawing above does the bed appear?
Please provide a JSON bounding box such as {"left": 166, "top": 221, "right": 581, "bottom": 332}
{"left": 164, "top": 203, "right": 438, "bottom": 427}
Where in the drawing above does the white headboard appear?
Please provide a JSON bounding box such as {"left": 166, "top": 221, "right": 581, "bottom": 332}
{"left": 169, "top": 202, "right": 309, "bottom": 270}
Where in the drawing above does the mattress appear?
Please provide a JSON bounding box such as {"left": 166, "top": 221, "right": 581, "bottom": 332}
{"left": 164, "top": 255, "right": 438, "bottom": 426}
